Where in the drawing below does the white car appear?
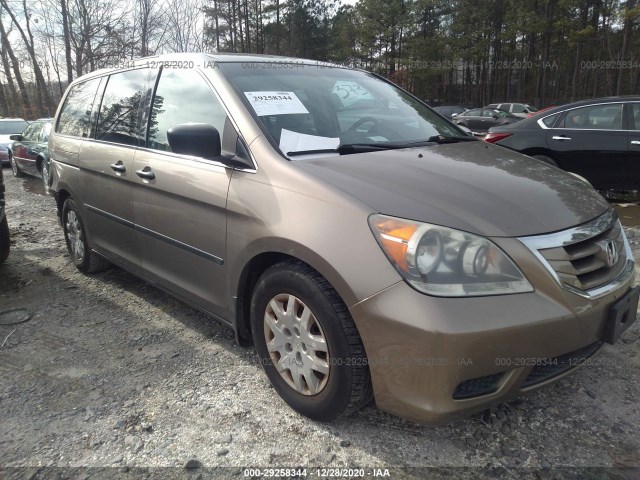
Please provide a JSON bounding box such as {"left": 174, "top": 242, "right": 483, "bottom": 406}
{"left": 486, "top": 102, "right": 538, "bottom": 118}
{"left": 0, "top": 118, "right": 29, "bottom": 165}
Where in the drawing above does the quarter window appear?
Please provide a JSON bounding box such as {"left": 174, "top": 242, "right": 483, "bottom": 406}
{"left": 541, "top": 113, "right": 560, "bottom": 128}
{"left": 56, "top": 78, "right": 101, "bottom": 137}
{"left": 95, "top": 69, "right": 149, "bottom": 146}
{"left": 560, "top": 104, "right": 623, "bottom": 130}
{"left": 147, "top": 69, "right": 228, "bottom": 153}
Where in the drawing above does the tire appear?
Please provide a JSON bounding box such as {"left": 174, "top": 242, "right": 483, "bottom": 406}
{"left": 9, "top": 153, "right": 24, "bottom": 178}
{"left": 40, "top": 158, "right": 50, "bottom": 194}
{"left": 0, "top": 215, "right": 9, "bottom": 264}
{"left": 61, "top": 198, "right": 109, "bottom": 273}
{"left": 531, "top": 154, "right": 557, "bottom": 167}
{"left": 250, "top": 260, "right": 373, "bottom": 421}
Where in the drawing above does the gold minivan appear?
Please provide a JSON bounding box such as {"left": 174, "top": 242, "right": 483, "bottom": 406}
{"left": 49, "top": 53, "right": 638, "bottom": 424}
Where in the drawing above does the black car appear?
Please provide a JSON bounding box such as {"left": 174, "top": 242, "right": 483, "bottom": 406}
{"left": 9, "top": 118, "right": 52, "bottom": 191}
{"left": 0, "top": 163, "right": 9, "bottom": 264}
{"left": 432, "top": 105, "right": 468, "bottom": 120}
{"left": 454, "top": 108, "right": 521, "bottom": 133}
{"left": 485, "top": 97, "right": 640, "bottom": 190}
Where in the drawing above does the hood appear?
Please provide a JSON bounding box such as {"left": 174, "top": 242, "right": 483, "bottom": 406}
{"left": 295, "top": 142, "right": 610, "bottom": 237}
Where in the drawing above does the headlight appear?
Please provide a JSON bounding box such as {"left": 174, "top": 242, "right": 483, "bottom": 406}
{"left": 369, "top": 214, "right": 533, "bottom": 297}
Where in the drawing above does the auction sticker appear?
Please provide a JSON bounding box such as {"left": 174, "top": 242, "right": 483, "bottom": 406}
{"left": 244, "top": 91, "right": 309, "bottom": 116}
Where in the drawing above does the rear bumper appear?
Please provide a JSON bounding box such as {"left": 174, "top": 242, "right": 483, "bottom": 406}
{"left": 349, "top": 269, "right": 635, "bottom": 425}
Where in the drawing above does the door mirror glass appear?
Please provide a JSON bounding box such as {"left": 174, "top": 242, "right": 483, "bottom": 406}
{"left": 167, "top": 123, "right": 222, "bottom": 159}
{"left": 9, "top": 134, "right": 22, "bottom": 141}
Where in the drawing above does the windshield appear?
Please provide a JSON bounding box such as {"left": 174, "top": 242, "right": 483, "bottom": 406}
{"left": 0, "top": 120, "right": 28, "bottom": 135}
{"left": 219, "top": 63, "right": 468, "bottom": 158}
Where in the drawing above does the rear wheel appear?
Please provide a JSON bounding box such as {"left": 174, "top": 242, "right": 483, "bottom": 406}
{"left": 9, "top": 153, "right": 24, "bottom": 178}
{"left": 62, "top": 198, "right": 109, "bottom": 273}
{"left": 531, "top": 154, "right": 557, "bottom": 167}
{"left": 250, "top": 260, "right": 372, "bottom": 421}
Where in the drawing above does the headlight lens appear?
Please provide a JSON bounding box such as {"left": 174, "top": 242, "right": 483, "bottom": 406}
{"left": 369, "top": 214, "right": 533, "bottom": 297}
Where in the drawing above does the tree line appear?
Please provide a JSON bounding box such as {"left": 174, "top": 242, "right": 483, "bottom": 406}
{"left": 1, "top": 0, "right": 639, "bottom": 119}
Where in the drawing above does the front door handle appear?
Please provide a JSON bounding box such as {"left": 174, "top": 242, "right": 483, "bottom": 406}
{"left": 631, "top": 140, "right": 640, "bottom": 145}
{"left": 135, "top": 167, "right": 155, "bottom": 180}
{"left": 552, "top": 135, "right": 572, "bottom": 141}
{"left": 110, "top": 162, "right": 126, "bottom": 173}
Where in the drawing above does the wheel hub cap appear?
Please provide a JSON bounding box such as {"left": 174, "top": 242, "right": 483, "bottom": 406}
{"left": 263, "top": 294, "right": 330, "bottom": 395}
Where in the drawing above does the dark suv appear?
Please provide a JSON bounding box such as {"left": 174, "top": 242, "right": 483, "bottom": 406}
{"left": 485, "top": 97, "right": 640, "bottom": 190}
{"left": 0, "top": 163, "right": 9, "bottom": 263}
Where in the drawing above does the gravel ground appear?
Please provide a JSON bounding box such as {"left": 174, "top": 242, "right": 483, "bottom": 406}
{"left": 1, "top": 171, "right": 639, "bottom": 479}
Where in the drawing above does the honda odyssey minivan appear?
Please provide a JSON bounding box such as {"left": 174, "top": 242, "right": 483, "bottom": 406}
{"left": 49, "top": 54, "right": 638, "bottom": 424}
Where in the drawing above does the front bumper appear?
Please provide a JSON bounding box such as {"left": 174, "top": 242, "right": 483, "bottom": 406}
{"left": 349, "top": 240, "right": 635, "bottom": 425}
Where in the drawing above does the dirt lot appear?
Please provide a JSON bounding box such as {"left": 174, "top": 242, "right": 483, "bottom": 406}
{"left": 1, "top": 170, "right": 639, "bottom": 479}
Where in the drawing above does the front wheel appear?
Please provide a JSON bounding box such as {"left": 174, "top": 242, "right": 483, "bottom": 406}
{"left": 250, "top": 260, "right": 372, "bottom": 421}
{"left": 9, "top": 154, "right": 24, "bottom": 178}
{"left": 61, "top": 198, "right": 109, "bottom": 273}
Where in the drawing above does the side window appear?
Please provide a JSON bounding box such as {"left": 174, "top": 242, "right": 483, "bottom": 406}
{"left": 147, "top": 69, "right": 227, "bottom": 153}
{"left": 482, "top": 109, "right": 495, "bottom": 117}
{"left": 56, "top": 78, "right": 101, "bottom": 137}
{"left": 466, "top": 109, "right": 482, "bottom": 116}
{"left": 512, "top": 104, "right": 527, "bottom": 114}
{"left": 95, "top": 69, "right": 149, "bottom": 146}
{"left": 40, "top": 123, "right": 52, "bottom": 142}
{"left": 542, "top": 112, "right": 561, "bottom": 128}
{"left": 22, "top": 123, "right": 42, "bottom": 141}
{"left": 561, "top": 104, "right": 623, "bottom": 130}
{"left": 632, "top": 104, "right": 640, "bottom": 130}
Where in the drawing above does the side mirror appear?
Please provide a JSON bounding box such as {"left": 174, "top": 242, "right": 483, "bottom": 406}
{"left": 9, "top": 134, "right": 22, "bottom": 141}
{"left": 167, "top": 123, "right": 221, "bottom": 159}
{"left": 492, "top": 114, "right": 499, "bottom": 120}
{"left": 451, "top": 113, "right": 458, "bottom": 118}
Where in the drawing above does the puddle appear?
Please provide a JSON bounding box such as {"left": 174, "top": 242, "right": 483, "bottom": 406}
{"left": 21, "top": 178, "right": 46, "bottom": 196}
{"left": 613, "top": 203, "right": 640, "bottom": 228}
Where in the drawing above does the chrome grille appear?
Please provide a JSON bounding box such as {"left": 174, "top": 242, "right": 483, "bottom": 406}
{"left": 538, "top": 221, "right": 626, "bottom": 291}
{"left": 519, "top": 210, "right": 633, "bottom": 298}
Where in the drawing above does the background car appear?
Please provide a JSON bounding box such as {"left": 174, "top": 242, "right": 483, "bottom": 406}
{"left": 432, "top": 105, "right": 468, "bottom": 120}
{"left": 0, "top": 163, "right": 9, "bottom": 263}
{"left": 0, "top": 118, "right": 29, "bottom": 166}
{"left": 527, "top": 105, "right": 556, "bottom": 118}
{"left": 484, "top": 96, "right": 640, "bottom": 190}
{"left": 9, "top": 118, "right": 52, "bottom": 192}
{"left": 486, "top": 102, "right": 538, "bottom": 118}
{"left": 454, "top": 108, "right": 521, "bottom": 133}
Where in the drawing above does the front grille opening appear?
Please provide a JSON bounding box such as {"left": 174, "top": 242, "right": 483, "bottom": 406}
{"left": 453, "top": 373, "right": 504, "bottom": 400}
{"left": 539, "top": 221, "right": 626, "bottom": 292}
{"left": 521, "top": 341, "right": 602, "bottom": 388}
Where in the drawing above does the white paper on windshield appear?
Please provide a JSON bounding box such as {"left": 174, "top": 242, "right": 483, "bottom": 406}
{"left": 244, "top": 91, "right": 309, "bottom": 116}
{"left": 279, "top": 129, "right": 340, "bottom": 159}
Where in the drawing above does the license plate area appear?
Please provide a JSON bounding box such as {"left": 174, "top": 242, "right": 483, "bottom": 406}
{"left": 604, "top": 286, "right": 640, "bottom": 345}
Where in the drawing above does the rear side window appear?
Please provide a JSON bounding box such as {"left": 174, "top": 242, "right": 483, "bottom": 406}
{"left": 147, "top": 69, "right": 227, "bottom": 153}
{"left": 560, "top": 104, "right": 623, "bottom": 130}
{"left": 56, "top": 78, "right": 101, "bottom": 137}
{"left": 95, "top": 69, "right": 149, "bottom": 146}
{"left": 632, "top": 104, "right": 640, "bottom": 130}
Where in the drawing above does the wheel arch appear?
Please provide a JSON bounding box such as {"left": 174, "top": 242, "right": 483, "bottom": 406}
{"left": 231, "top": 244, "right": 360, "bottom": 347}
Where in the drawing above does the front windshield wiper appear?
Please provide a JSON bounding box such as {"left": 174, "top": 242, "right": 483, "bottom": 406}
{"left": 286, "top": 137, "right": 476, "bottom": 157}
{"left": 427, "top": 135, "right": 478, "bottom": 144}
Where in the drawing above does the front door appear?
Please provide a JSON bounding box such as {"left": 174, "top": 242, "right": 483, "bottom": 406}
{"left": 133, "top": 68, "right": 232, "bottom": 317}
